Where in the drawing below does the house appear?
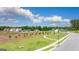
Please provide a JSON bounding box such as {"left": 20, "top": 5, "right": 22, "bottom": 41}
{"left": 4, "top": 28, "right": 22, "bottom": 32}
{"left": 34, "top": 29, "right": 40, "bottom": 32}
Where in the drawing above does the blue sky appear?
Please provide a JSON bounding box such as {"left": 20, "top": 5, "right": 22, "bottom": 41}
{"left": 22, "top": 7, "right": 78, "bottom": 19}
{"left": 0, "top": 7, "right": 79, "bottom": 26}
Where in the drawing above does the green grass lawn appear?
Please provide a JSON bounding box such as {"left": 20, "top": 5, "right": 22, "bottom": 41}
{"left": 43, "top": 32, "right": 68, "bottom": 51}
{"left": 0, "top": 31, "right": 67, "bottom": 51}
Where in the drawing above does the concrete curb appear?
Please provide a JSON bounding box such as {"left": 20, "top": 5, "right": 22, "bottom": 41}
{"left": 48, "top": 34, "right": 71, "bottom": 51}
{"left": 35, "top": 33, "right": 70, "bottom": 51}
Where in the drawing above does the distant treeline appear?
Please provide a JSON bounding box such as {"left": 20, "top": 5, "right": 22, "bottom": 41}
{"left": 0, "top": 26, "right": 73, "bottom": 31}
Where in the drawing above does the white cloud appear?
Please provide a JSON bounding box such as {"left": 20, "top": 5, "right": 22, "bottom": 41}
{"left": 52, "top": 16, "right": 62, "bottom": 22}
{"left": 44, "top": 16, "right": 70, "bottom": 22}
{"left": 63, "top": 19, "right": 70, "bottom": 22}
{"left": 44, "top": 16, "right": 62, "bottom": 22}
{"left": 31, "top": 16, "right": 44, "bottom": 23}
{"left": 0, "top": 7, "right": 34, "bottom": 23}
{"left": 15, "top": 8, "right": 34, "bottom": 17}
{"left": 49, "top": 23, "right": 57, "bottom": 26}
{"left": 0, "top": 7, "right": 35, "bottom": 23}
{"left": 0, "top": 18, "right": 17, "bottom": 23}
{"left": 32, "top": 19, "right": 41, "bottom": 23}
{"left": 0, "top": 7, "right": 34, "bottom": 17}
{"left": 0, "top": 7, "right": 70, "bottom": 25}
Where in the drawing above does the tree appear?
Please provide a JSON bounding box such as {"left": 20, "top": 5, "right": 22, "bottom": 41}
{"left": 70, "top": 19, "right": 79, "bottom": 30}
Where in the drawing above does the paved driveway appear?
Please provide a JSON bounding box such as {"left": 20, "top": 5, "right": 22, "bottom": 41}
{"left": 54, "top": 32, "right": 79, "bottom": 51}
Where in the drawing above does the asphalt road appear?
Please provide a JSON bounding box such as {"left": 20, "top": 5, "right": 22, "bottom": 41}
{"left": 53, "top": 32, "right": 79, "bottom": 51}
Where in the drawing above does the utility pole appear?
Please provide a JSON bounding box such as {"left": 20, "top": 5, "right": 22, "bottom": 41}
{"left": 57, "top": 26, "right": 59, "bottom": 46}
{"left": 55, "top": 26, "right": 59, "bottom": 46}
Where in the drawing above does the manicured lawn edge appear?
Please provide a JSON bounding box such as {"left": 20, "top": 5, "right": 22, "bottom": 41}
{"left": 35, "top": 33, "right": 70, "bottom": 51}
